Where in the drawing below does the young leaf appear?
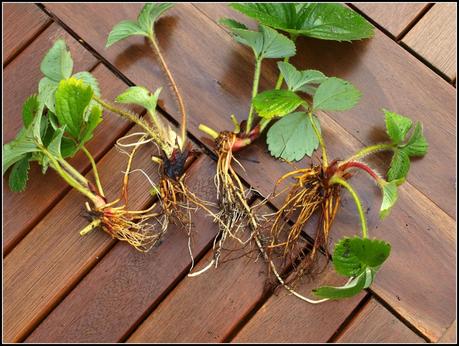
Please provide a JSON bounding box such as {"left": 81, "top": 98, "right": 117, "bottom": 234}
{"left": 266, "top": 112, "right": 320, "bottom": 161}
{"left": 222, "top": 23, "right": 295, "bottom": 59}
{"left": 8, "top": 154, "right": 31, "bottom": 192}
{"left": 38, "top": 77, "right": 59, "bottom": 112}
{"left": 22, "top": 95, "right": 40, "bottom": 128}
{"left": 137, "top": 3, "right": 174, "bottom": 35}
{"left": 313, "top": 77, "right": 361, "bottom": 111}
{"left": 115, "top": 86, "right": 160, "bottom": 114}
{"left": 387, "top": 149, "right": 410, "bottom": 181}
{"left": 252, "top": 89, "right": 304, "bottom": 119}
{"left": 384, "top": 109, "right": 413, "bottom": 144}
{"left": 72, "top": 71, "right": 101, "bottom": 96}
{"left": 313, "top": 270, "right": 368, "bottom": 299}
{"left": 106, "top": 20, "right": 147, "bottom": 48}
{"left": 40, "top": 39, "right": 73, "bottom": 82}
{"left": 402, "top": 122, "right": 428, "bottom": 157}
{"left": 54, "top": 77, "right": 94, "bottom": 139}
{"left": 231, "top": 3, "right": 374, "bottom": 41}
{"left": 332, "top": 236, "right": 391, "bottom": 277}
{"left": 379, "top": 180, "right": 399, "bottom": 219}
{"left": 47, "top": 127, "right": 66, "bottom": 158}
{"left": 277, "top": 61, "right": 327, "bottom": 92}
{"left": 79, "top": 104, "right": 103, "bottom": 144}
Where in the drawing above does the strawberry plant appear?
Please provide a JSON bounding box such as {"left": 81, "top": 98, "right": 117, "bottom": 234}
{"left": 3, "top": 40, "right": 161, "bottom": 251}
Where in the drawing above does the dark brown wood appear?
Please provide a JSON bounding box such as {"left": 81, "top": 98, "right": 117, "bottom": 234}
{"left": 2, "top": 23, "right": 144, "bottom": 255}
{"left": 353, "top": 3, "right": 430, "bottom": 39}
{"left": 336, "top": 299, "right": 425, "bottom": 343}
{"left": 3, "top": 3, "right": 52, "bottom": 65}
{"left": 3, "top": 122, "right": 164, "bottom": 342}
{"left": 41, "top": 3, "right": 456, "bottom": 340}
{"left": 25, "top": 156, "right": 220, "bottom": 343}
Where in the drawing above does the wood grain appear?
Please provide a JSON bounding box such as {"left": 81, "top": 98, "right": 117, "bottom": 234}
{"left": 439, "top": 320, "right": 457, "bottom": 343}
{"left": 26, "top": 156, "right": 221, "bottom": 343}
{"left": 354, "top": 3, "right": 429, "bottom": 39}
{"left": 336, "top": 299, "right": 425, "bottom": 343}
{"left": 3, "top": 121, "right": 164, "bottom": 342}
{"left": 3, "top": 3, "right": 51, "bottom": 65}
{"left": 42, "top": 3, "right": 457, "bottom": 340}
{"left": 402, "top": 3, "right": 457, "bottom": 80}
{"left": 2, "top": 25, "right": 144, "bottom": 255}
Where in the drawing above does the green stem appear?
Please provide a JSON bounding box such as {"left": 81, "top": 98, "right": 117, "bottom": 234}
{"left": 198, "top": 124, "right": 219, "bottom": 139}
{"left": 308, "top": 111, "right": 328, "bottom": 168}
{"left": 148, "top": 34, "right": 187, "bottom": 148}
{"left": 343, "top": 143, "right": 395, "bottom": 163}
{"left": 57, "top": 156, "right": 89, "bottom": 187}
{"left": 275, "top": 56, "right": 290, "bottom": 90}
{"left": 259, "top": 118, "right": 272, "bottom": 133}
{"left": 245, "top": 58, "right": 262, "bottom": 134}
{"left": 81, "top": 146, "right": 105, "bottom": 197}
{"left": 330, "top": 176, "right": 368, "bottom": 239}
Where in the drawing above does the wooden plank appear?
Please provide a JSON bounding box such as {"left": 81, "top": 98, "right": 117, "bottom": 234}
{"left": 336, "top": 299, "right": 425, "bottom": 343}
{"left": 439, "top": 320, "right": 457, "bottom": 343}
{"left": 3, "top": 120, "right": 165, "bottom": 342}
{"left": 33, "top": 3, "right": 458, "bottom": 340}
{"left": 25, "top": 156, "right": 220, "bottom": 343}
{"left": 3, "top": 3, "right": 51, "bottom": 65}
{"left": 127, "top": 214, "right": 363, "bottom": 343}
{"left": 402, "top": 3, "right": 457, "bottom": 80}
{"left": 353, "top": 3, "right": 429, "bottom": 39}
{"left": 232, "top": 264, "right": 366, "bottom": 343}
{"left": 2, "top": 23, "right": 141, "bottom": 255}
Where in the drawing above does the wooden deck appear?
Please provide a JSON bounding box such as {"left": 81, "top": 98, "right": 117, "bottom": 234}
{"left": 2, "top": 3, "right": 457, "bottom": 343}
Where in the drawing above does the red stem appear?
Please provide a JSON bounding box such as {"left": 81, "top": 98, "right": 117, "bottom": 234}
{"left": 340, "top": 161, "right": 380, "bottom": 181}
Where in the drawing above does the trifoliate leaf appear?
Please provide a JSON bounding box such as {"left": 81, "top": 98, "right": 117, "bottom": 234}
{"left": 38, "top": 77, "right": 59, "bottom": 112}
{"left": 22, "top": 95, "right": 40, "bottom": 128}
{"left": 312, "top": 270, "right": 368, "bottom": 299}
{"left": 72, "top": 71, "right": 101, "bottom": 96}
{"left": 54, "top": 77, "right": 94, "bottom": 139}
{"left": 222, "top": 23, "right": 295, "bottom": 59}
{"left": 231, "top": 3, "right": 374, "bottom": 42}
{"left": 40, "top": 39, "right": 73, "bottom": 82}
{"left": 313, "top": 77, "right": 361, "bottom": 111}
{"left": 106, "top": 20, "right": 147, "bottom": 48}
{"left": 137, "top": 3, "right": 174, "bottom": 35}
{"left": 266, "top": 112, "right": 320, "bottom": 161}
{"left": 252, "top": 89, "right": 304, "bottom": 119}
{"left": 387, "top": 148, "right": 410, "bottom": 181}
{"left": 383, "top": 109, "right": 413, "bottom": 145}
{"left": 277, "top": 61, "right": 327, "bottom": 92}
{"left": 403, "top": 122, "right": 428, "bottom": 157}
{"left": 8, "top": 154, "right": 31, "bottom": 192}
{"left": 115, "top": 86, "right": 161, "bottom": 116}
{"left": 219, "top": 18, "right": 248, "bottom": 30}
{"left": 332, "top": 236, "right": 391, "bottom": 277}
{"left": 379, "top": 180, "right": 399, "bottom": 219}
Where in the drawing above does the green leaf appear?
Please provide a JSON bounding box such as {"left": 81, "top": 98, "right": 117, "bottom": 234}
{"left": 223, "top": 23, "right": 295, "bottom": 59}
{"left": 387, "top": 148, "right": 410, "bottom": 181}
{"left": 379, "top": 180, "right": 399, "bottom": 219}
{"left": 252, "top": 89, "right": 304, "bottom": 119}
{"left": 22, "top": 95, "right": 40, "bottom": 128}
{"left": 266, "top": 112, "right": 320, "bottom": 161}
{"left": 313, "top": 270, "right": 368, "bottom": 299}
{"left": 219, "top": 18, "right": 248, "bottom": 30}
{"left": 38, "top": 77, "right": 59, "bottom": 112}
{"left": 79, "top": 104, "right": 103, "bottom": 144}
{"left": 313, "top": 77, "right": 361, "bottom": 111}
{"left": 115, "top": 86, "right": 161, "bottom": 114}
{"left": 332, "top": 236, "right": 391, "bottom": 277}
{"left": 278, "top": 61, "right": 327, "bottom": 92}
{"left": 3, "top": 132, "right": 39, "bottom": 175}
{"left": 231, "top": 3, "right": 374, "bottom": 42}
{"left": 40, "top": 39, "right": 73, "bottom": 82}
{"left": 61, "top": 137, "right": 79, "bottom": 158}
{"left": 106, "top": 20, "right": 147, "bottom": 48}
{"left": 54, "top": 77, "right": 94, "bottom": 139}
{"left": 47, "top": 127, "right": 66, "bottom": 158}
{"left": 384, "top": 109, "right": 413, "bottom": 145}
{"left": 137, "top": 3, "right": 174, "bottom": 35}
{"left": 403, "top": 122, "right": 428, "bottom": 157}
{"left": 72, "top": 71, "right": 101, "bottom": 96}
{"left": 8, "top": 155, "right": 31, "bottom": 192}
